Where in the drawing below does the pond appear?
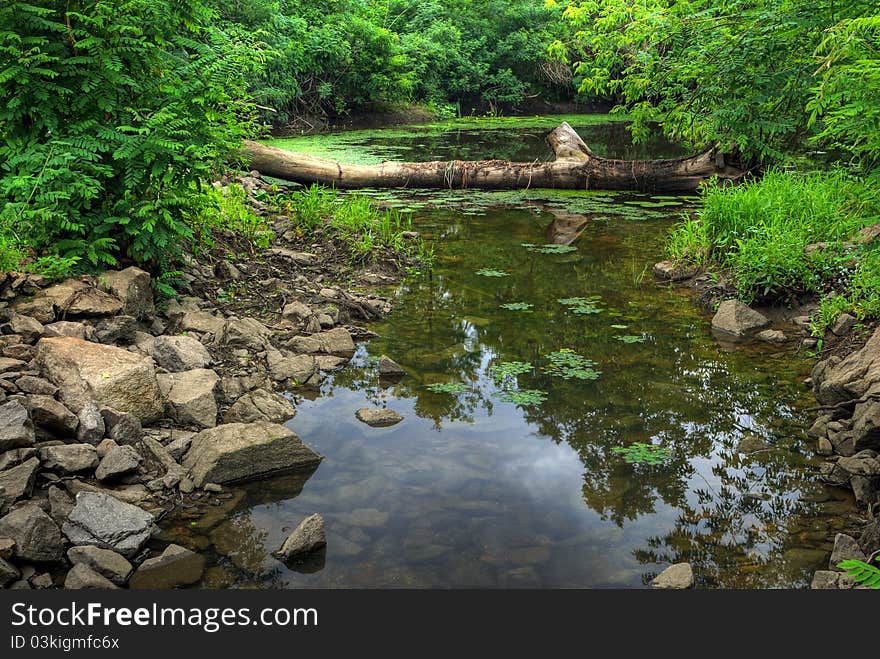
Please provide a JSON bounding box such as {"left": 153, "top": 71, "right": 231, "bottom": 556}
{"left": 168, "top": 116, "right": 856, "bottom": 588}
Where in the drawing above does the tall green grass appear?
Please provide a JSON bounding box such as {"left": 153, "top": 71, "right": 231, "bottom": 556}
{"left": 668, "top": 170, "right": 880, "bottom": 321}
{"left": 279, "top": 185, "right": 430, "bottom": 265}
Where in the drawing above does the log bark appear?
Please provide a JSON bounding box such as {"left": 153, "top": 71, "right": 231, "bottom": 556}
{"left": 244, "top": 122, "right": 743, "bottom": 193}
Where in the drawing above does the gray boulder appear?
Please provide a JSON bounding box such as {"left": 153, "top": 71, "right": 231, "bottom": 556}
{"left": 0, "top": 458, "right": 40, "bottom": 505}
{"left": 158, "top": 369, "right": 219, "bottom": 429}
{"left": 0, "top": 504, "right": 63, "bottom": 562}
{"left": 829, "top": 533, "right": 867, "bottom": 570}
{"left": 76, "top": 402, "right": 105, "bottom": 444}
{"left": 150, "top": 335, "right": 212, "bottom": 372}
{"left": 36, "top": 337, "right": 164, "bottom": 422}
{"left": 67, "top": 546, "right": 132, "bottom": 586}
{"left": 99, "top": 267, "right": 154, "bottom": 319}
{"left": 378, "top": 355, "right": 406, "bottom": 378}
{"left": 0, "top": 400, "right": 35, "bottom": 451}
{"left": 95, "top": 445, "right": 142, "bottom": 482}
{"left": 273, "top": 513, "right": 326, "bottom": 561}
{"left": 182, "top": 421, "right": 322, "bottom": 487}
{"left": 40, "top": 444, "right": 98, "bottom": 474}
{"left": 0, "top": 557, "right": 20, "bottom": 587}
{"left": 355, "top": 408, "right": 403, "bottom": 427}
{"left": 711, "top": 300, "right": 771, "bottom": 337}
{"left": 128, "top": 544, "right": 205, "bottom": 589}
{"left": 27, "top": 394, "right": 79, "bottom": 435}
{"left": 222, "top": 388, "right": 296, "bottom": 424}
{"left": 62, "top": 491, "right": 154, "bottom": 558}
{"left": 100, "top": 408, "right": 142, "bottom": 445}
{"left": 64, "top": 563, "right": 119, "bottom": 589}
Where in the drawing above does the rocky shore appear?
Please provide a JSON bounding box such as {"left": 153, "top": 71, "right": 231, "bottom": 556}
{"left": 656, "top": 262, "right": 880, "bottom": 589}
{"left": 0, "top": 175, "right": 413, "bottom": 590}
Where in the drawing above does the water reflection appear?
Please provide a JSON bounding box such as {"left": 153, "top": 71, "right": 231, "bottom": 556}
{"left": 164, "top": 201, "right": 857, "bottom": 589}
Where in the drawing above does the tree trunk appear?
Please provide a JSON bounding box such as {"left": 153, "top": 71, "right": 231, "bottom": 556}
{"left": 244, "top": 122, "right": 742, "bottom": 193}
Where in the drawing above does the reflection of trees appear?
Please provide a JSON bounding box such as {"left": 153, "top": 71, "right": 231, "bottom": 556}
{"left": 352, "top": 206, "right": 836, "bottom": 587}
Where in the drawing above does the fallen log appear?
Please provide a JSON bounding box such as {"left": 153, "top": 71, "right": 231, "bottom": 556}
{"left": 244, "top": 122, "right": 743, "bottom": 193}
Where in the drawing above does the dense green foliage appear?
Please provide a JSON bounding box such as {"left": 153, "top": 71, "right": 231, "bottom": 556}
{"left": 210, "top": 0, "right": 574, "bottom": 127}
{"left": 0, "top": 0, "right": 263, "bottom": 271}
{"left": 551, "top": 0, "right": 880, "bottom": 165}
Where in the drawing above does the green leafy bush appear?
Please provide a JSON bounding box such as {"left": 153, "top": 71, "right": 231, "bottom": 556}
{"left": 0, "top": 0, "right": 263, "bottom": 272}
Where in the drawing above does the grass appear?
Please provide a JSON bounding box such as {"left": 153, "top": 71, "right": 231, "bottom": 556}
{"left": 667, "top": 169, "right": 880, "bottom": 330}
{"left": 272, "top": 184, "right": 430, "bottom": 265}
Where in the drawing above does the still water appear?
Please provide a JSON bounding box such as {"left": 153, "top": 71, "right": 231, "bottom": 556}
{"left": 169, "top": 117, "right": 856, "bottom": 588}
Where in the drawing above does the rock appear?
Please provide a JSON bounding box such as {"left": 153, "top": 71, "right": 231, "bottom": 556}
{"left": 818, "top": 437, "right": 834, "bottom": 456}
{"left": 204, "top": 483, "right": 222, "bottom": 493}
{"left": 266, "top": 248, "right": 318, "bottom": 266}
{"left": 95, "top": 445, "right": 142, "bottom": 482}
{"left": 76, "top": 402, "right": 105, "bottom": 444}
{"left": 0, "top": 357, "right": 26, "bottom": 374}
{"left": 67, "top": 546, "right": 132, "bottom": 586}
{"left": 94, "top": 315, "right": 138, "bottom": 345}
{"left": 171, "top": 311, "right": 225, "bottom": 336}
{"left": 100, "top": 408, "right": 142, "bottom": 445}
{"left": 29, "top": 572, "right": 52, "bottom": 588}
{"left": 653, "top": 260, "right": 697, "bottom": 282}
{"left": 837, "top": 451, "right": 880, "bottom": 477}
{"left": 0, "top": 537, "right": 15, "bottom": 559}
{"left": 807, "top": 415, "right": 830, "bottom": 439}
{"left": 3, "top": 344, "right": 36, "bottom": 362}
{"left": 650, "top": 562, "right": 695, "bottom": 589}
{"left": 128, "top": 544, "right": 205, "bottom": 589}
{"left": 216, "top": 317, "right": 271, "bottom": 350}
{"left": 223, "top": 389, "right": 296, "bottom": 424}
{"left": 811, "top": 570, "right": 844, "bottom": 589}
{"left": 756, "top": 329, "right": 787, "bottom": 344}
{"left": 272, "top": 513, "right": 326, "bottom": 561}
{"left": 813, "top": 327, "right": 880, "bottom": 405}
{"left": 281, "top": 301, "right": 312, "bottom": 323}
{"left": 0, "top": 458, "right": 40, "bottom": 504}
{"left": 3, "top": 314, "right": 44, "bottom": 344}
{"left": 830, "top": 313, "right": 857, "bottom": 337}
{"left": 355, "top": 408, "right": 403, "bottom": 427}
{"left": 158, "top": 369, "right": 219, "bottom": 429}
{"left": 62, "top": 491, "right": 154, "bottom": 558}
{"left": 267, "top": 351, "right": 318, "bottom": 385}
{"left": 288, "top": 327, "right": 355, "bottom": 356}
{"left": 47, "top": 485, "right": 74, "bottom": 527}
{"left": 36, "top": 337, "right": 164, "bottom": 422}
{"left": 12, "top": 297, "right": 54, "bottom": 324}
{"left": 64, "top": 563, "right": 119, "bottom": 589}
{"left": 40, "top": 444, "right": 98, "bottom": 474}
{"left": 182, "top": 421, "right": 322, "bottom": 487}
{"left": 829, "top": 533, "right": 867, "bottom": 570}
{"left": 0, "top": 557, "right": 20, "bottom": 587}
{"left": 858, "top": 519, "right": 880, "bottom": 554}
{"left": 95, "top": 439, "right": 117, "bottom": 459}
{"left": 737, "top": 434, "right": 769, "bottom": 453}
{"left": 851, "top": 476, "right": 878, "bottom": 507}
{"left": 26, "top": 395, "right": 79, "bottom": 435}
{"left": 378, "top": 355, "right": 406, "bottom": 378}
{"left": 711, "top": 300, "right": 771, "bottom": 337}
{"left": 40, "top": 279, "right": 123, "bottom": 317}
{"left": 165, "top": 432, "right": 195, "bottom": 462}
{"left": 14, "top": 375, "right": 56, "bottom": 396}
{"left": 0, "top": 400, "right": 34, "bottom": 451}
{"left": 0, "top": 504, "right": 63, "bottom": 562}
{"left": 150, "top": 335, "right": 212, "bottom": 372}
{"left": 42, "top": 321, "right": 94, "bottom": 341}
{"left": 0, "top": 448, "right": 35, "bottom": 472}
{"left": 99, "top": 267, "right": 154, "bottom": 319}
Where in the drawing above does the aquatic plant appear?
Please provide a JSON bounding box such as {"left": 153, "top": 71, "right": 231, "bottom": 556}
{"left": 558, "top": 296, "right": 602, "bottom": 315}
{"left": 476, "top": 268, "right": 510, "bottom": 277}
{"left": 489, "top": 361, "right": 534, "bottom": 382}
{"left": 424, "top": 382, "right": 471, "bottom": 395}
{"left": 497, "top": 389, "right": 548, "bottom": 406}
{"left": 615, "top": 334, "right": 647, "bottom": 343}
{"left": 544, "top": 349, "right": 601, "bottom": 380}
{"left": 522, "top": 243, "right": 578, "bottom": 255}
{"left": 500, "top": 302, "right": 534, "bottom": 312}
{"left": 611, "top": 443, "right": 672, "bottom": 465}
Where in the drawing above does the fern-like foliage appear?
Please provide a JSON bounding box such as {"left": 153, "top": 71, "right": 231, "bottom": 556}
{"left": 837, "top": 559, "right": 880, "bottom": 589}
{"left": 0, "top": 0, "right": 267, "bottom": 270}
